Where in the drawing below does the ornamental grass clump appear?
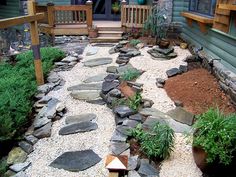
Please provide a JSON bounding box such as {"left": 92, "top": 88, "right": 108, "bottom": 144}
{"left": 121, "top": 69, "right": 141, "bottom": 81}
{"left": 192, "top": 108, "right": 236, "bottom": 165}
{"left": 131, "top": 122, "right": 175, "bottom": 159}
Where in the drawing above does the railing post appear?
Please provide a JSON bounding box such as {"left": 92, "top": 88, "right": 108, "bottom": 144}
{"left": 47, "top": 3, "right": 55, "bottom": 45}
{"left": 28, "top": 0, "right": 44, "bottom": 85}
{"left": 86, "top": 1, "right": 93, "bottom": 28}
{"left": 121, "top": 0, "right": 127, "bottom": 27}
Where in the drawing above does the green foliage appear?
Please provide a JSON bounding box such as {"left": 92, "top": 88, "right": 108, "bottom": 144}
{"left": 0, "top": 47, "right": 65, "bottom": 141}
{"left": 143, "top": 3, "right": 169, "bottom": 39}
{"left": 112, "top": 2, "right": 120, "bottom": 12}
{"left": 130, "top": 39, "right": 141, "bottom": 47}
{"left": 131, "top": 122, "right": 175, "bottom": 159}
{"left": 121, "top": 69, "right": 141, "bottom": 81}
{"left": 128, "top": 93, "right": 142, "bottom": 111}
{"left": 0, "top": 158, "right": 7, "bottom": 175}
{"left": 192, "top": 108, "right": 236, "bottom": 165}
{"left": 111, "top": 98, "right": 128, "bottom": 108}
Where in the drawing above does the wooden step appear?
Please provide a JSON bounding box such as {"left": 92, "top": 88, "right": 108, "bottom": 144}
{"left": 90, "top": 36, "right": 122, "bottom": 43}
{"left": 98, "top": 27, "right": 123, "bottom": 31}
{"left": 98, "top": 31, "right": 123, "bottom": 38}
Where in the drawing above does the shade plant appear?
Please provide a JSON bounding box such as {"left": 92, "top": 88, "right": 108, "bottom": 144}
{"left": 192, "top": 108, "right": 236, "bottom": 166}
{"left": 131, "top": 122, "right": 175, "bottom": 159}
{"left": 0, "top": 47, "right": 65, "bottom": 142}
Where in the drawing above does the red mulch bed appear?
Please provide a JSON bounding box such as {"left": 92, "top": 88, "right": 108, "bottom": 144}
{"left": 164, "top": 68, "right": 236, "bottom": 115}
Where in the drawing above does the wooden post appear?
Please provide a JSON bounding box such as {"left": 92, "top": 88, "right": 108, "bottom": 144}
{"left": 121, "top": 0, "right": 127, "bottom": 28}
{"left": 28, "top": 0, "right": 44, "bottom": 85}
{"left": 47, "top": 3, "right": 55, "bottom": 45}
{"left": 86, "top": 0, "right": 93, "bottom": 28}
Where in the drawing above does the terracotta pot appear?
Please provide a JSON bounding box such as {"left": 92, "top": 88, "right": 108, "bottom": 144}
{"left": 192, "top": 146, "right": 208, "bottom": 171}
{"left": 159, "top": 38, "right": 170, "bottom": 49}
{"left": 88, "top": 28, "right": 98, "bottom": 38}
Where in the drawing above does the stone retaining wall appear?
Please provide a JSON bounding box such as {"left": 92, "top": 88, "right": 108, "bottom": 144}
{"left": 198, "top": 50, "right": 236, "bottom": 106}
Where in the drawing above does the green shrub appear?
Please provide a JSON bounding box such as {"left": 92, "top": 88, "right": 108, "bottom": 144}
{"left": 131, "top": 122, "right": 175, "bottom": 159}
{"left": 130, "top": 39, "right": 141, "bottom": 47}
{"left": 0, "top": 47, "right": 65, "bottom": 141}
{"left": 0, "top": 158, "right": 7, "bottom": 175}
{"left": 121, "top": 69, "right": 141, "bottom": 81}
{"left": 128, "top": 93, "right": 142, "bottom": 111}
{"left": 192, "top": 108, "right": 236, "bottom": 165}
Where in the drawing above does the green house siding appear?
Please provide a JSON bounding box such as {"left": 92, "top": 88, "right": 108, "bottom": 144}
{"left": 172, "top": 0, "right": 236, "bottom": 72}
{"left": 0, "top": 0, "right": 20, "bottom": 19}
{"left": 36, "top": 0, "right": 71, "bottom": 5}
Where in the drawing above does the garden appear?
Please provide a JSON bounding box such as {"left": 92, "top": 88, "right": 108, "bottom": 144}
{"left": 0, "top": 1, "right": 236, "bottom": 177}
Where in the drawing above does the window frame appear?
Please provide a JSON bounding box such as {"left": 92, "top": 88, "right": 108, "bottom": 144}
{"left": 189, "top": 0, "right": 217, "bottom": 17}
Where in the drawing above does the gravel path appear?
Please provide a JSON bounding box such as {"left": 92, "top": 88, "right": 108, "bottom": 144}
{"left": 25, "top": 45, "right": 118, "bottom": 177}
{"left": 25, "top": 44, "right": 202, "bottom": 177}
{"left": 130, "top": 46, "right": 202, "bottom": 177}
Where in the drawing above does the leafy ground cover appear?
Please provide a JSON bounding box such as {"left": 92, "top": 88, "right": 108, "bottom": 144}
{"left": 0, "top": 47, "right": 65, "bottom": 142}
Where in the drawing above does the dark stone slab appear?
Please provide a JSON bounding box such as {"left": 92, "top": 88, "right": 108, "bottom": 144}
{"left": 153, "top": 46, "right": 174, "bottom": 55}
{"left": 83, "top": 58, "right": 112, "bottom": 67}
{"left": 129, "top": 114, "right": 143, "bottom": 121}
{"left": 104, "top": 74, "right": 119, "bottom": 82}
{"left": 166, "top": 68, "right": 179, "bottom": 77}
{"left": 108, "top": 88, "right": 122, "bottom": 98}
{"left": 67, "top": 83, "right": 102, "bottom": 91}
{"left": 107, "top": 66, "right": 118, "bottom": 73}
{"left": 50, "top": 150, "right": 101, "bottom": 172}
{"left": 65, "top": 113, "right": 96, "bottom": 124}
{"left": 18, "top": 141, "right": 33, "bottom": 154}
{"left": 33, "top": 122, "right": 52, "bottom": 139}
{"left": 128, "top": 155, "right": 139, "bottom": 171}
{"left": 138, "top": 159, "right": 159, "bottom": 176}
{"left": 167, "top": 107, "right": 194, "bottom": 126}
{"left": 102, "top": 81, "right": 119, "bottom": 94}
{"left": 116, "top": 125, "right": 132, "bottom": 136}
{"left": 111, "top": 130, "right": 128, "bottom": 142}
{"left": 59, "top": 121, "right": 98, "bottom": 135}
{"left": 110, "top": 142, "right": 130, "bottom": 155}
{"left": 113, "top": 105, "right": 136, "bottom": 118}
{"left": 122, "top": 119, "right": 139, "bottom": 128}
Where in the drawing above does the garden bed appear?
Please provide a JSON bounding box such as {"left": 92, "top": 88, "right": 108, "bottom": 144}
{"left": 164, "top": 64, "right": 236, "bottom": 115}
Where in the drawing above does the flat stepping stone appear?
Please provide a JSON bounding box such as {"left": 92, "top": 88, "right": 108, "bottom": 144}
{"left": 67, "top": 83, "right": 102, "bottom": 91}
{"left": 153, "top": 46, "right": 174, "bottom": 55}
{"left": 86, "top": 47, "right": 99, "bottom": 56}
{"left": 102, "top": 81, "right": 120, "bottom": 94}
{"left": 116, "top": 64, "right": 136, "bottom": 74}
{"left": 111, "top": 130, "right": 128, "bottom": 142}
{"left": 70, "top": 90, "right": 101, "bottom": 101}
{"left": 143, "top": 116, "right": 191, "bottom": 133}
{"left": 33, "top": 122, "right": 52, "bottom": 139}
{"left": 138, "top": 159, "right": 159, "bottom": 176}
{"left": 65, "top": 113, "right": 96, "bottom": 124}
{"left": 59, "top": 121, "right": 98, "bottom": 135}
{"left": 107, "top": 66, "right": 118, "bottom": 73}
{"left": 166, "top": 68, "right": 179, "bottom": 77}
{"left": 167, "top": 107, "right": 194, "bottom": 126}
{"left": 114, "top": 105, "right": 136, "bottom": 118}
{"left": 84, "top": 73, "right": 107, "bottom": 83}
{"left": 50, "top": 150, "right": 101, "bottom": 172}
{"left": 139, "top": 108, "right": 169, "bottom": 118}
{"left": 83, "top": 58, "right": 112, "bottom": 67}
{"left": 110, "top": 142, "right": 130, "bottom": 155}
{"left": 9, "top": 162, "right": 31, "bottom": 173}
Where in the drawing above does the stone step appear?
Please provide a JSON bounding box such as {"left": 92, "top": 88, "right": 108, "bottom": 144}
{"left": 98, "top": 27, "right": 123, "bottom": 31}
{"left": 90, "top": 36, "right": 123, "bottom": 43}
{"left": 98, "top": 31, "right": 123, "bottom": 38}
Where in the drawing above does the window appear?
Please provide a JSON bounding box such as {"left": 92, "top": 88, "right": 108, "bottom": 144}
{"left": 189, "top": 0, "right": 216, "bottom": 16}
{"left": 0, "top": 0, "right": 7, "bottom": 5}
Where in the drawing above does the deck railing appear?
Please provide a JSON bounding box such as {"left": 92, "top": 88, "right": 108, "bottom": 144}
{"left": 121, "top": 4, "right": 151, "bottom": 28}
{"left": 36, "top": 2, "right": 93, "bottom": 28}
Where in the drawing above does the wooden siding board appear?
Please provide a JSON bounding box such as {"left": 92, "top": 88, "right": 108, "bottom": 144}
{"left": 172, "top": 0, "right": 236, "bottom": 72}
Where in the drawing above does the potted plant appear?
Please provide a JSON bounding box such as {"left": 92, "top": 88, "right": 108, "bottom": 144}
{"left": 88, "top": 25, "right": 98, "bottom": 38}
{"left": 143, "top": 2, "right": 170, "bottom": 48}
{"left": 112, "top": 2, "right": 120, "bottom": 14}
{"left": 191, "top": 108, "right": 236, "bottom": 174}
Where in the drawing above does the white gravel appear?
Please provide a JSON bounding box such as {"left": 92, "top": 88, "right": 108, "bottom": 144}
{"left": 25, "top": 45, "right": 118, "bottom": 177}
{"left": 130, "top": 46, "right": 202, "bottom": 177}
{"left": 25, "top": 44, "right": 202, "bottom": 177}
